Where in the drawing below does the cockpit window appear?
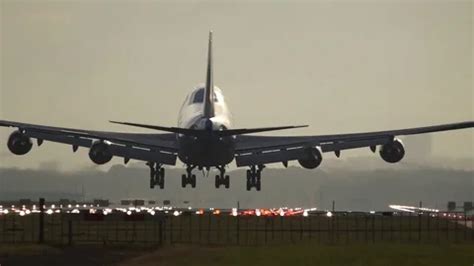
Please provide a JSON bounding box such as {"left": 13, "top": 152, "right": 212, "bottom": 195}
{"left": 190, "top": 88, "right": 219, "bottom": 104}
{"left": 192, "top": 89, "right": 205, "bottom": 103}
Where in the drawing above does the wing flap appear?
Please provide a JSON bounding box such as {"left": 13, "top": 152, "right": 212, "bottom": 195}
{"left": 235, "top": 148, "right": 310, "bottom": 167}
{"left": 320, "top": 137, "right": 391, "bottom": 153}
{"left": 108, "top": 145, "right": 177, "bottom": 165}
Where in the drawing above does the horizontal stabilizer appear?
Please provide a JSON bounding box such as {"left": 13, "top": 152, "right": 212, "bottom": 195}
{"left": 110, "top": 121, "right": 307, "bottom": 137}
{"left": 217, "top": 125, "right": 308, "bottom": 137}
{"left": 110, "top": 121, "right": 201, "bottom": 136}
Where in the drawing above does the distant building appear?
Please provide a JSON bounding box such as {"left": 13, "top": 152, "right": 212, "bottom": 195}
{"left": 133, "top": 200, "right": 145, "bottom": 206}
{"left": 448, "top": 201, "right": 456, "bottom": 211}
{"left": 93, "top": 199, "right": 110, "bottom": 207}
{"left": 463, "top": 202, "right": 473, "bottom": 212}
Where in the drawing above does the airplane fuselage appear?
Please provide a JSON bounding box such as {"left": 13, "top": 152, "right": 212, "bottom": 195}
{"left": 176, "top": 85, "right": 235, "bottom": 167}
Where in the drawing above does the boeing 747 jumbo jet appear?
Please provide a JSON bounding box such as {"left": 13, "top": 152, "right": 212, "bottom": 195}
{"left": 1, "top": 32, "right": 473, "bottom": 191}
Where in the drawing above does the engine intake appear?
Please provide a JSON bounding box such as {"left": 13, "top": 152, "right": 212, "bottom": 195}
{"left": 7, "top": 131, "right": 33, "bottom": 155}
{"left": 379, "top": 139, "right": 405, "bottom": 163}
{"left": 89, "top": 141, "right": 113, "bottom": 165}
{"left": 298, "top": 147, "right": 323, "bottom": 169}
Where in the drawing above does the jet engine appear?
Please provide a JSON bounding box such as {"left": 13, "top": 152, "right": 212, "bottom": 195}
{"left": 379, "top": 139, "right": 405, "bottom": 163}
{"left": 88, "top": 141, "right": 113, "bottom": 165}
{"left": 7, "top": 130, "right": 33, "bottom": 155}
{"left": 298, "top": 147, "right": 323, "bottom": 169}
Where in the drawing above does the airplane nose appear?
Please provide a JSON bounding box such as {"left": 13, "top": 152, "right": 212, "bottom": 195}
{"left": 205, "top": 119, "right": 213, "bottom": 131}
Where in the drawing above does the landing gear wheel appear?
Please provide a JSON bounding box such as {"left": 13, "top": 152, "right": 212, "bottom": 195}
{"left": 215, "top": 175, "right": 220, "bottom": 188}
{"left": 158, "top": 176, "right": 164, "bottom": 189}
{"left": 150, "top": 176, "right": 155, "bottom": 189}
{"left": 182, "top": 165, "right": 198, "bottom": 188}
{"left": 159, "top": 168, "right": 165, "bottom": 178}
{"left": 224, "top": 175, "right": 230, "bottom": 189}
{"left": 246, "top": 165, "right": 264, "bottom": 191}
{"left": 181, "top": 174, "right": 187, "bottom": 188}
{"left": 148, "top": 162, "right": 165, "bottom": 189}
{"left": 214, "top": 165, "right": 230, "bottom": 189}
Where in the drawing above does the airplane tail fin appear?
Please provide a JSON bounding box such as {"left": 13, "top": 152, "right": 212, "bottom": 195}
{"left": 203, "top": 31, "right": 215, "bottom": 118}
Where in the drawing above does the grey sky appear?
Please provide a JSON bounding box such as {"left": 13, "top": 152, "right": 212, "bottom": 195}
{"left": 0, "top": 0, "right": 472, "bottom": 170}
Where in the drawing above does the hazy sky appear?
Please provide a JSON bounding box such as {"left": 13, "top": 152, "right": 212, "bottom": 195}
{"left": 0, "top": 0, "right": 472, "bottom": 170}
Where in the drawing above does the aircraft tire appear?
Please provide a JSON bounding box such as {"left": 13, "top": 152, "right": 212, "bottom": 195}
{"left": 191, "top": 174, "right": 196, "bottom": 188}
{"left": 150, "top": 177, "right": 155, "bottom": 189}
{"left": 225, "top": 175, "right": 230, "bottom": 189}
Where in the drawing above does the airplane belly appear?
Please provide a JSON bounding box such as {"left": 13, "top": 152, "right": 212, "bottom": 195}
{"left": 177, "top": 135, "right": 235, "bottom": 166}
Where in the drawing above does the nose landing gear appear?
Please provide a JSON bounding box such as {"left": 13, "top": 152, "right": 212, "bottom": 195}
{"left": 246, "top": 165, "right": 265, "bottom": 191}
{"left": 215, "top": 166, "right": 230, "bottom": 189}
{"left": 147, "top": 162, "right": 165, "bottom": 189}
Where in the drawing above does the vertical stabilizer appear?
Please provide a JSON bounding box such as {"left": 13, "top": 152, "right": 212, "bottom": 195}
{"left": 203, "top": 31, "right": 215, "bottom": 118}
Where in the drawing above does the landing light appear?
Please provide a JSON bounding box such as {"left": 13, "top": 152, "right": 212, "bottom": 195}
{"left": 231, "top": 208, "right": 238, "bottom": 217}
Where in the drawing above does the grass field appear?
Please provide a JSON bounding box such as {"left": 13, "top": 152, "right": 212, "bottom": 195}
{"left": 1, "top": 243, "right": 473, "bottom": 266}
{"left": 120, "top": 244, "right": 474, "bottom": 266}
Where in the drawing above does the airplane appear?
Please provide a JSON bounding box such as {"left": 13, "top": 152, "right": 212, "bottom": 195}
{"left": 0, "top": 32, "right": 473, "bottom": 191}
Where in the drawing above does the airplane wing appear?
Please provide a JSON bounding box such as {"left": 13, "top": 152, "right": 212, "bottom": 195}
{"left": 0, "top": 120, "right": 178, "bottom": 165}
{"left": 234, "top": 121, "right": 474, "bottom": 167}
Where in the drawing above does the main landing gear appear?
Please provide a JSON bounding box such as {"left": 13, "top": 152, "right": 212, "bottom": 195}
{"left": 246, "top": 165, "right": 265, "bottom": 191}
{"left": 215, "top": 166, "right": 230, "bottom": 189}
{"left": 147, "top": 162, "right": 165, "bottom": 189}
{"left": 182, "top": 165, "right": 197, "bottom": 188}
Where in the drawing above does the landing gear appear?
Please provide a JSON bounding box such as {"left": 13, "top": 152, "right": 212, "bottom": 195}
{"left": 215, "top": 166, "right": 230, "bottom": 189}
{"left": 147, "top": 162, "right": 165, "bottom": 189}
{"left": 246, "top": 165, "right": 264, "bottom": 191}
{"left": 182, "top": 165, "right": 197, "bottom": 188}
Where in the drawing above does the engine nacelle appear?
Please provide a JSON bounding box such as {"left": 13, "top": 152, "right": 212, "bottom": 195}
{"left": 88, "top": 141, "right": 113, "bottom": 165}
{"left": 379, "top": 139, "right": 405, "bottom": 163}
{"left": 298, "top": 147, "right": 323, "bottom": 169}
{"left": 7, "top": 131, "right": 33, "bottom": 155}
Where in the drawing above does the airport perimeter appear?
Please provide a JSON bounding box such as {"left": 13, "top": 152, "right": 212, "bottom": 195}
{"left": 1, "top": 210, "right": 473, "bottom": 246}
